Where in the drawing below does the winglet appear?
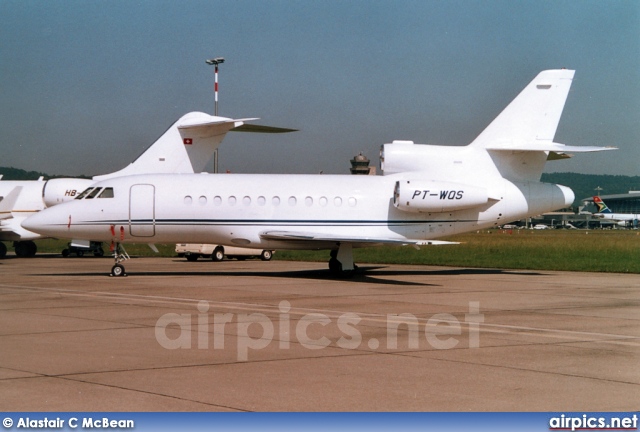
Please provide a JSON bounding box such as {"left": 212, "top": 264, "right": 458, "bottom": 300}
{"left": 0, "top": 186, "right": 23, "bottom": 220}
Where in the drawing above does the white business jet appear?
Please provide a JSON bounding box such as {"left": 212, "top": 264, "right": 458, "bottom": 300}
{"left": 22, "top": 70, "right": 614, "bottom": 276}
{"left": 1, "top": 112, "right": 293, "bottom": 258}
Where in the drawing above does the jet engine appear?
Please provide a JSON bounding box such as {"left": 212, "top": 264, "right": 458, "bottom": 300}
{"left": 393, "top": 180, "right": 490, "bottom": 213}
{"left": 42, "top": 178, "right": 94, "bottom": 207}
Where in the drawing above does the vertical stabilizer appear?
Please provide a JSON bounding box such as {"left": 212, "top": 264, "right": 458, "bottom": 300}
{"left": 468, "top": 70, "right": 577, "bottom": 182}
{"left": 593, "top": 196, "right": 612, "bottom": 214}
{"left": 93, "top": 112, "right": 296, "bottom": 181}
{"left": 469, "top": 69, "right": 575, "bottom": 149}
{"left": 93, "top": 112, "right": 246, "bottom": 181}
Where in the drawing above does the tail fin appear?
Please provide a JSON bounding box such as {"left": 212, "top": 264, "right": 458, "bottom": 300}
{"left": 593, "top": 196, "right": 612, "bottom": 213}
{"left": 94, "top": 112, "right": 296, "bottom": 181}
{"left": 468, "top": 70, "right": 614, "bottom": 182}
{"left": 470, "top": 69, "right": 575, "bottom": 149}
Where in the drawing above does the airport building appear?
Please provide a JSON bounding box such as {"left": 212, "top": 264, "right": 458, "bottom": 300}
{"left": 525, "top": 192, "right": 640, "bottom": 229}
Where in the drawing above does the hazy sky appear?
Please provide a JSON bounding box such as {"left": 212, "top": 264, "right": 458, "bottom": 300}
{"left": 1, "top": 0, "right": 638, "bottom": 177}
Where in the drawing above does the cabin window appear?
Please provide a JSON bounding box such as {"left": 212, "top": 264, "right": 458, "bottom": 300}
{"left": 257, "top": 196, "right": 266, "bottom": 206}
{"left": 213, "top": 196, "right": 222, "bottom": 206}
{"left": 334, "top": 197, "right": 342, "bottom": 207}
{"left": 75, "top": 188, "right": 95, "bottom": 200}
{"left": 243, "top": 196, "right": 251, "bottom": 206}
{"left": 305, "top": 197, "right": 313, "bottom": 207}
{"left": 228, "top": 196, "right": 237, "bottom": 206}
{"left": 184, "top": 196, "right": 193, "bottom": 205}
{"left": 348, "top": 197, "right": 357, "bottom": 207}
{"left": 319, "top": 197, "right": 328, "bottom": 207}
{"left": 97, "top": 188, "right": 114, "bottom": 198}
{"left": 199, "top": 196, "right": 207, "bottom": 205}
{"left": 288, "top": 196, "right": 297, "bottom": 206}
{"left": 272, "top": 196, "right": 280, "bottom": 206}
{"left": 85, "top": 188, "right": 102, "bottom": 199}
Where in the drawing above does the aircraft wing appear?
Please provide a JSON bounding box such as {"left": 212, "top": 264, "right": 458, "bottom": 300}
{"left": 260, "top": 230, "right": 459, "bottom": 246}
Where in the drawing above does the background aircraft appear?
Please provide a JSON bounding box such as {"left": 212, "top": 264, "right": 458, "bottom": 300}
{"left": 22, "top": 69, "right": 615, "bottom": 276}
{"left": 592, "top": 196, "right": 639, "bottom": 227}
{"left": 0, "top": 112, "right": 294, "bottom": 258}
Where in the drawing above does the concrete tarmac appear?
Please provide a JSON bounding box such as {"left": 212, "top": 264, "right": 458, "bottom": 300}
{"left": 0, "top": 255, "right": 638, "bottom": 411}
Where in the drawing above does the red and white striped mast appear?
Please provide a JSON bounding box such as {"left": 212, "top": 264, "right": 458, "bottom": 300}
{"left": 206, "top": 57, "right": 225, "bottom": 172}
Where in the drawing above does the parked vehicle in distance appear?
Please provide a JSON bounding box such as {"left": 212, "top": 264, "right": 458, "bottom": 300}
{"left": 175, "top": 244, "right": 274, "bottom": 262}
{"left": 533, "top": 224, "right": 549, "bottom": 230}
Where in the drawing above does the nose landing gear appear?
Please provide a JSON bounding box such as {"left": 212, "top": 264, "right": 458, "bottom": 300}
{"left": 110, "top": 243, "right": 130, "bottom": 277}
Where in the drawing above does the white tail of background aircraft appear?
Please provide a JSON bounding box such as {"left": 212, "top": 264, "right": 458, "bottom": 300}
{"left": 22, "top": 70, "right": 615, "bottom": 276}
{"left": 592, "top": 196, "right": 640, "bottom": 225}
{"left": 1, "top": 113, "right": 295, "bottom": 258}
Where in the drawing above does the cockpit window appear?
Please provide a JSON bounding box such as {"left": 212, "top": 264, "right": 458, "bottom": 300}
{"left": 75, "top": 187, "right": 95, "bottom": 200}
{"left": 85, "top": 188, "right": 102, "bottom": 199}
{"left": 98, "top": 187, "right": 114, "bottom": 199}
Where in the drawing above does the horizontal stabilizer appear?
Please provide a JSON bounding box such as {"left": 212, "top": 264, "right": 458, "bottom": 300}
{"left": 176, "top": 117, "right": 253, "bottom": 131}
{"left": 486, "top": 142, "right": 616, "bottom": 153}
{"left": 178, "top": 116, "right": 296, "bottom": 133}
{"left": 232, "top": 123, "right": 298, "bottom": 133}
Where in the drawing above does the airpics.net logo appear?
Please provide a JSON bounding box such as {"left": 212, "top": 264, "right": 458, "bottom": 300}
{"left": 155, "top": 301, "right": 484, "bottom": 361}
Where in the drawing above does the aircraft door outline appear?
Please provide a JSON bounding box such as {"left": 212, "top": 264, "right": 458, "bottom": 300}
{"left": 129, "top": 184, "right": 155, "bottom": 237}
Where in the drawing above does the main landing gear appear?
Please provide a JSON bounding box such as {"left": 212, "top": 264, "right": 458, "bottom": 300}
{"left": 14, "top": 241, "right": 37, "bottom": 258}
{"left": 328, "top": 243, "right": 358, "bottom": 277}
{"left": 110, "top": 243, "right": 130, "bottom": 277}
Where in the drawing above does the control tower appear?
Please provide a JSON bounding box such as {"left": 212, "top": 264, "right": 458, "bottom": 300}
{"left": 350, "top": 152, "right": 376, "bottom": 175}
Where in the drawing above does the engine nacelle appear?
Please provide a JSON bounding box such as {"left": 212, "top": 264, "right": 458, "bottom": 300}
{"left": 42, "top": 178, "right": 94, "bottom": 207}
{"left": 394, "top": 180, "right": 490, "bottom": 213}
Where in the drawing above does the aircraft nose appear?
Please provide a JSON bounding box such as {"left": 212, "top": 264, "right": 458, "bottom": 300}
{"left": 21, "top": 206, "right": 70, "bottom": 237}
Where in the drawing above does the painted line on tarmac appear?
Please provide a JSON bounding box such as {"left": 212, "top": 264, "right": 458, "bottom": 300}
{"left": 1, "top": 283, "right": 638, "bottom": 347}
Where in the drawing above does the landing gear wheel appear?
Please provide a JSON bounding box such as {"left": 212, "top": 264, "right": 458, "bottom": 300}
{"left": 211, "top": 247, "right": 224, "bottom": 262}
{"left": 0, "top": 243, "right": 6, "bottom": 259}
{"left": 26, "top": 241, "right": 37, "bottom": 257}
{"left": 110, "top": 264, "right": 126, "bottom": 277}
{"left": 14, "top": 241, "right": 36, "bottom": 258}
{"left": 260, "top": 250, "right": 273, "bottom": 261}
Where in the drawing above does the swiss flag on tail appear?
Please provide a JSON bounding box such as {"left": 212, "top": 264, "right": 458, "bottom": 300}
{"left": 183, "top": 138, "right": 193, "bottom": 145}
